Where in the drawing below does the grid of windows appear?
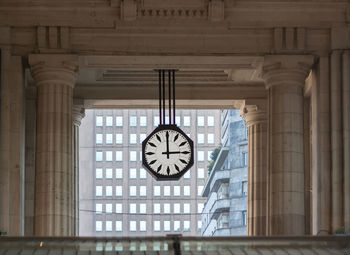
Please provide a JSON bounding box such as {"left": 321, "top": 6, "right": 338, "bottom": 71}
{"left": 90, "top": 111, "right": 219, "bottom": 235}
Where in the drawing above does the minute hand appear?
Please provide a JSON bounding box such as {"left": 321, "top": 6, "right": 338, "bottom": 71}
{"left": 165, "top": 131, "right": 170, "bottom": 159}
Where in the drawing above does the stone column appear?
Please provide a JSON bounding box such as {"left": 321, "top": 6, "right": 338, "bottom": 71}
{"left": 0, "top": 47, "right": 24, "bottom": 236}
{"left": 263, "top": 55, "right": 314, "bottom": 235}
{"left": 72, "top": 103, "right": 85, "bottom": 236}
{"left": 29, "top": 54, "right": 78, "bottom": 236}
{"left": 240, "top": 101, "right": 268, "bottom": 236}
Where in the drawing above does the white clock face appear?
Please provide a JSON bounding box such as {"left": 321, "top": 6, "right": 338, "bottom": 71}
{"left": 144, "top": 129, "right": 192, "bottom": 176}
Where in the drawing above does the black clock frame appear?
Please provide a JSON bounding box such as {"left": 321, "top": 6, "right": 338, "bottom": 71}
{"left": 142, "top": 124, "right": 194, "bottom": 181}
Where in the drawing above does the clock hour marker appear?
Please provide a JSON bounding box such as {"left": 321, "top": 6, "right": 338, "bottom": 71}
{"left": 174, "top": 134, "right": 179, "bottom": 142}
{"left": 174, "top": 164, "right": 180, "bottom": 172}
{"left": 146, "top": 152, "right": 155, "bottom": 155}
{"left": 181, "top": 151, "right": 190, "bottom": 154}
{"left": 156, "top": 134, "right": 161, "bottom": 142}
{"left": 149, "top": 160, "right": 156, "bottom": 165}
{"left": 179, "top": 141, "right": 187, "bottom": 146}
{"left": 167, "top": 166, "right": 170, "bottom": 175}
{"left": 157, "top": 165, "right": 162, "bottom": 173}
{"left": 180, "top": 159, "right": 187, "bottom": 164}
{"left": 149, "top": 142, "right": 156, "bottom": 147}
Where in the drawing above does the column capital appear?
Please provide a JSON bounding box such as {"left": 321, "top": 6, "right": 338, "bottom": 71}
{"left": 262, "top": 55, "right": 314, "bottom": 89}
{"left": 72, "top": 103, "right": 85, "bottom": 127}
{"left": 240, "top": 99, "right": 267, "bottom": 127}
{"left": 29, "top": 54, "right": 79, "bottom": 88}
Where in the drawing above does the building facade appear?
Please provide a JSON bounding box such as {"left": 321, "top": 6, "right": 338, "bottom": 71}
{"left": 201, "top": 110, "right": 248, "bottom": 236}
{"left": 79, "top": 109, "right": 221, "bottom": 236}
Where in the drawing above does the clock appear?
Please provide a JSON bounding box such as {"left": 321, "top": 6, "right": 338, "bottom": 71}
{"left": 142, "top": 125, "right": 194, "bottom": 180}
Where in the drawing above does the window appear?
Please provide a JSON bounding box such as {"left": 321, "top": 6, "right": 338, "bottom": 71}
{"left": 243, "top": 152, "right": 248, "bottom": 166}
{"left": 197, "top": 186, "right": 204, "bottom": 196}
{"left": 106, "top": 151, "right": 113, "bottom": 161}
{"left": 174, "top": 221, "right": 181, "bottom": 231}
{"left": 96, "top": 168, "right": 103, "bottom": 179}
{"left": 140, "top": 133, "right": 147, "bottom": 143}
{"left": 140, "top": 168, "right": 147, "bottom": 179}
{"left": 116, "top": 116, "right": 123, "bottom": 127}
{"left": 184, "top": 221, "right": 190, "bottom": 232}
{"left": 208, "top": 151, "right": 212, "bottom": 161}
{"left": 140, "top": 116, "right": 147, "bottom": 126}
{"left": 96, "top": 203, "right": 102, "bottom": 214}
{"left": 175, "top": 116, "right": 181, "bottom": 126}
{"left": 197, "top": 168, "right": 204, "bottom": 179}
{"left": 96, "top": 186, "right": 102, "bottom": 196}
{"left": 197, "top": 134, "right": 204, "bottom": 144}
{"left": 96, "top": 221, "right": 102, "bottom": 232}
{"left": 140, "top": 203, "right": 147, "bottom": 214}
{"left": 116, "top": 221, "right": 122, "bottom": 231}
{"left": 164, "top": 203, "right": 170, "bottom": 214}
{"left": 197, "top": 151, "right": 204, "bottom": 161}
{"left": 130, "top": 203, "right": 137, "bottom": 214}
{"left": 218, "top": 213, "right": 229, "bottom": 229}
{"left": 184, "top": 170, "right": 190, "bottom": 179}
{"left": 140, "top": 221, "right": 147, "bottom": 231}
{"left": 154, "top": 221, "right": 160, "bottom": 231}
{"left": 96, "top": 151, "right": 103, "bottom": 161}
{"left": 153, "top": 203, "right": 161, "bottom": 213}
{"left": 242, "top": 181, "right": 248, "bottom": 196}
{"left": 174, "top": 203, "right": 180, "bottom": 214}
{"left": 183, "top": 203, "right": 190, "bottom": 213}
{"left": 116, "top": 186, "right": 123, "bottom": 196}
{"left": 164, "top": 186, "right": 171, "bottom": 196}
{"left": 184, "top": 186, "right": 190, "bottom": 196}
{"left": 106, "top": 116, "right": 113, "bottom": 126}
{"left": 116, "top": 134, "right": 123, "bottom": 144}
{"left": 197, "top": 116, "right": 205, "bottom": 126}
{"left": 130, "top": 221, "right": 137, "bottom": 231}
{"left": 208, "top": 133, "right": 214, "bottom": 144}
{"left": 130, "top": 186, "right": 137, "bottom": 196}
{"left": 242, "top": 211, "right": 247, "bottom": 226}
{"left": 208, "top": 116, "right": 214, "bottom": 126}
{"left": 96, "top": 116, "right": 103, "bottom": 126}
{"left": 106, "top": 134, "right": 113, "bottom": 144}
{"left": 106, "top": 168, "right": 113, "bottom": 179}
{"left": 116, "top": 203, "right": 123, "bottom": 214}
{"left": 130, "top": 151, "right": 137, "bottom": 161}
{"left": 184, "top": 116, "right": 191, "bottom": 126}
{"left": 197, "top": 203, "right": 204, "bottom": 213}
{"left": 154, "top": 116, "right": 160, "bottom": 126}
{"left": 187, "top": 133, "right": 191, "bottom": 138}
{"left": 130, "top": 134, "right": 137, "bottom": 144}
{"left": 139, "top": 151, "right": 142, "bottom": 162}
{"left": 96, "top": 134, "right": 103, "bottom": 144}
{"left": 164, "top": 221, "right": 171, "bottom": 231}
{"left": 116, "top": 151, "right": 123, "bottom": 161}
{"left": 174, "top": 186, "right": 181, "bottom": 196}
{"left": 106, "top": 203, "right": 112, "bottom": 213}
{"left": 130, "top": 168, "right": 137, "bottom": 179}
{"left": 140, "top": 186, "right": 147, "bottom": 196}
{"left": 130, "top": 116, "right": 137, "bottom": 126}
{"left": 116, "top": 168, "right": 123, "bottom": 179}
{"left": 197, "top": 220, "right": 202, "bottom": 232}
{"left": 106, "top": 186, "right": 113, "bottom": 196}
{"left": 218, "top": 183, "right": 229, "bottom": 199}
{"left": 154, "top": 186, "right": 161, "bottom": 196}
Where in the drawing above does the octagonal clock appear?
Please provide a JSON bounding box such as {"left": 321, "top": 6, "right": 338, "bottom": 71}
{"left": 142, "top": 124, "right": 194, "bottom": 180}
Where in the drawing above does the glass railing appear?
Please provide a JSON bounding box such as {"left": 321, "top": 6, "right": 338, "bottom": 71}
{"left": 0, "top": 236, "right": 349, "bottom": 254}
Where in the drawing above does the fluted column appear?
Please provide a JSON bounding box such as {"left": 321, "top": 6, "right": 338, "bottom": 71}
{"left": 72, "top": 103, "right": 85, "bottom": 236}
{"left": 263, "top": 55, "right": 314, "bottom": 235}
{"left": 29, "top": 54, "right": 78, "bottom": 236}
{"left": 241, "top": 101, "right": 268, "bottom": 236}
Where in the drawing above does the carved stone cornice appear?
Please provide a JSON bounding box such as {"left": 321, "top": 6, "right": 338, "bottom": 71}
{"left": 29, "top": 54, "right": 79, "bottom": 88}
{"left": 262, "top": 55, "right": 314, "bottom": 89}
{"left": 240, "top": 99, "right": 267, "bottom": 127}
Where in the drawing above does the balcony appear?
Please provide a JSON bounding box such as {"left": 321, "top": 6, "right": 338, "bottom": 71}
{"left": 213, "top": 228, "right": 231, "bottom": 236}
{"left": 209, "top": 198, "right": 230, "bottom": 219}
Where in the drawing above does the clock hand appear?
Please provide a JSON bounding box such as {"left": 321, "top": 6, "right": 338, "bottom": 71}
{"left": 165, "top": 131, "right": 170, "bottom": 159}
{"left": 161, "top": 151, "right": 190, "bottom": 155}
